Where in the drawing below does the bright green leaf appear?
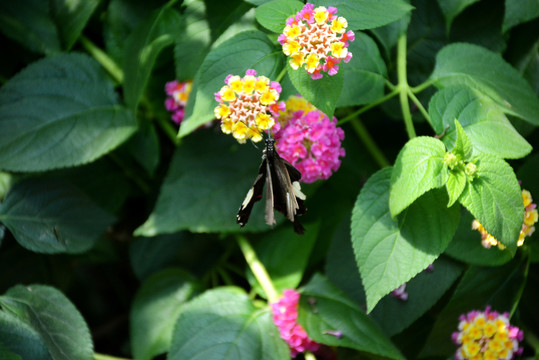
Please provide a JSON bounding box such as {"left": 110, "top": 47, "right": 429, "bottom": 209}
{"left": 255, "top": 0, "right": 304, "bottom": 33}
{"left": 352, "top": 168, "right": 460, "bottom": 312}
{"left": 431, "top": 43, "right": 539, "bottom": 125}
{"left": 503, "top": 0, "right": 539, "bottom": 32}
{"left": 0, "top": 311, "right": 51, "bottom": 360}
{"left": 452, "top": 120, "right": 473, "bottom": 161}
{"left": 310, "top": 0, "right": 413, "bottom": 30}
{"left": 180, "top": 30, "right": 283, "bottom": 137}
{"left": 297, "top": 274, "right": 404, "bottom": 359}
{"left": 428, "top": 86, "right": 532, "bottom": 159}
{"left": 0, "top": 285, "right": 93, "bottom": 360}
{"left": 436, "top": 0, "right": 481, "bottom": 31}
{"left": 446, "top": 170, "right": 467, "bottom": 207}
{"left": 0, "top": 53, "right": 136, "bottom": 172}
{"left": 168, "top": 287, "right": 289, "bottom": 360}
{"left": 458, "top": 154, "right": 523, "bottom": 252}
{"left": 389, "top": 136, "right": 448, "bottom": 217}
{"left": 287, "top": 63, "right": 343, "bottom": 119}
{"left": 0, "top": 178, "right": 115, "bottom": 254}
{"left": 49, "top": 0, "right": 99, "bottom": 49}
{"left": 131, "top": 269, "right": 200, "bottom": 360}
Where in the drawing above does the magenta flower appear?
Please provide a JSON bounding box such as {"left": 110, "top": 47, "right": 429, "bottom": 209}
{"left": 164, "top": 80, "right": 192, "bottom": 124}
{"left": 271, "top": 289, "right": 320, "bottom": 357}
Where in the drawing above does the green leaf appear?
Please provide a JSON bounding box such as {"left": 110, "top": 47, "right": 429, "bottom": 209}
{"left": 352, "top": 168, "right": 460, "bottom": 312}
{"left": 310, "top": 0, "right": 414, "bottom": 30}
{"left": 49, "top": 0, "right": 99, "bottom": 49}
{"left": 458, "top": 154, "right": 523, "bottom": 252}
{"left": 446, "top": 170, "right": 467, "bottom": 207}
{"left": 428, "top": 86, "right": 532, "bottom": 159}
{"left": 297, "top": 274, "right": 404, "bottom": 359}
{"left": 0, "top": 284, "right": 93, "bottom": 360}
{"left": 168, "top": 287, "right": 289, "bottom": 360}
{"left": 0, "top": 311, "right": 51, "bottom": 360}
{"left": 503, "top": 0, "right": 539, "bottom": 32}
{"left": 135, "top": 129, "right": 272, "bottom": 236}
{"left": 287, "top": 63, "right": 343, "bottom": 119}
{"left": 421, "top": 259, "right": 527, "bottom": 357}
{"left": 131, "top": 269, "right": 200, "bottom": 360}
{"left": 255, "top": 0, "right": 304, "bottom": 33}
{"left": 0, "top": 172, "right": 12, "bottom": 201}
{"left": 337, "top": 31, "right": 388, "bottom": 107}
{"left": 121, "top": 122, "right": 160, "bottom": 175}
{"left": 0, "top": 53, "right": 136, "bottom": 172}
{"left": 0, "top": 0, "right": 60, "bottom": 54}
{"left": 436, "top": 0, "right": 481, "bottom": 31}
{"left": 123, "top": 6, "right": 182, "bottom": 111}
{"left": 445, "top": 209, "right": 513, "bottom": 266}
{"left": 0, "top": 178, "right": 115, "bottom": 254}
{"left": 180, "top": 30, "right": 283, "bottom": 137}
{"left": 431, "top": 43, "right": 539, "bottom": 125}
{"left": 389, "top": 137, "right": 448, "bottom": 217}
{"left": 0, "top": 341, "right": 22, "bottom": 360}
{"left": 247, "top": 224, "right": 319, "bottom": 298}
{"left": 452, "top": 120, "right": 473, "bottom": 161}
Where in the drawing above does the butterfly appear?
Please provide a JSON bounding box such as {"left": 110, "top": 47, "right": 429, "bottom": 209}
{"left": 237, "top": 138, "right": 307, "bottom": 234}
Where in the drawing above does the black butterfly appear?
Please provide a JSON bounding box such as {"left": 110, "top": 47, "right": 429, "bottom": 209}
{"left": 237, "top": 138, "right": 307, "bottom": 234}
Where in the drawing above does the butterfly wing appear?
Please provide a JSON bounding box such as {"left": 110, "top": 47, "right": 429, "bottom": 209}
{"left": 237, "top": 157, "right": 267, "bottom": 227}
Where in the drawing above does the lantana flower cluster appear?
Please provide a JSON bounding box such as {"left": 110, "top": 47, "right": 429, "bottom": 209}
{"left": 271, "top": 289, "right": 320, "bottom": 357}
{"left": 279, "top": 3, "right": 355, "bottom": 79}
{"left": 214, "top": 69, "right": 284, "bottom": 143}
{"left": 165, "top": 80, "right": 192, "bottom": 124}
{"left": 273, "top": 95, "right": 345, "bottom": 183}
{"left": 473, "top": 188, "right": 538, "bottom": 249}
{"left": 452, "top": 307, "right": 523, "bottom": 360}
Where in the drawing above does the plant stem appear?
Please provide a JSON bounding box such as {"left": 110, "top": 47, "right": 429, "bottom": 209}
{"left": 158, "top": 113, "right": 181, "bottom": 145}
{"left": 510, "top": 251, "right": 531, "bottom": 318}
{"left": 236, "top": 235, "right": 278, "bottom": 303}
{"left": 407, "top": 88, "right": 431, "bottom": 124}
{"left": 350, "top": 118, "right": 390, "bottom": 168}
{"left": 396, "top": 33, "right": 416, "bottom": 139}
{"left": 411, "top": 78, "right": 436, "bottom": 94}
{"left": 276, "top": 66, "right": 287, "bottom": 83}
{"left": 337, "top": 88, "right": 399, "bottom": 126}
{"left": 94, "top": 353, "right": 131, "bottom": 360}
{"left": 80, "top": 36, "right": 124, "bottom": 84}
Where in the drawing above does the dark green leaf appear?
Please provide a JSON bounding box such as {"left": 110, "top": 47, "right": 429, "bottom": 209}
{"left": 255, "top": 0, "right": 304, "bottom": 33}
{"left": 431, "top": 43, "right": 539, "bottom": 125}
{"left": 310, "top": 0, "right": 413, "bottom": 30}
{"left": 168, "top": 287, "right": 289, "bottom": 360}
{"left": 0, "top": 53, "right": 136, "bottom": 172}
{"left": 298, "top": 274, "right": 404, "bottom": 359}
{"left": 0, "top": 311, "right": 50, "bottom": 360}
{"left": 389, "top": 137, "right": 448, "bottom": 217}
{"left": 0, "top": 285, "right": 93, "bottom": 360}
{"left": 0, "top": 341, "right": 22, "bottom": 360}
{"left": 131, "top": 269, "right": 200, "bottom": 360}
{"left": 459, "top": 154, "right": 523, "bottom": 252}
{"left": 352, "top": 168, "right": 460, "bottom": 312}
{"left": 0, "top": 178, "right": 115, "bottom": 254}
{"left": 49, "top": 0, "right": 99, "bottom": 49}
{"left": 436, "top": 0, "right": 481, "bottom": 31}
{"left": 287, "top": 63, "right": 343, "bottom": 119}
{"left": 180, "top": 30, "right": 283, "bottom": 137}
{"left": 503, "top": 0, "right": 539, "bottom": 32}
{"left": 121, "top": 122, "right": 160, "bottom": 176}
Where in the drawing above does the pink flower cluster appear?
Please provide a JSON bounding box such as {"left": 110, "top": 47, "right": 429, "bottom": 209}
{"left": 165, "top": 80, "right": 192, "bottom": 124}
{"left": 273, "top": 96, "right": 345, "bottom": 183}
{"left": 271, "top": 289, "right": 320, "bottom": 357}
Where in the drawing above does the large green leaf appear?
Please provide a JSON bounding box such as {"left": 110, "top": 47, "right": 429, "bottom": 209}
{"left": 352, "top": 168, "right": 459, "bottom": 312}
{"left": 429, "top": 86, "right": 532, "bottom": 159}
{"left": 389, "top": 137, "right": 448, "bottom": 217}
{"left": 49, "top": 0, "right": 99, "bottom": 49}
{"left": 0, "top": 311, "right": 50, "bottom": 360}
{"left": 167, "top": 287, "right": 289, "bottom": 360}
{"left": 0, "top": 285, "right": 93, "bottom": 360}
{"left": 310, "top": 0, "right": 413, "bottom": 30}
{"left": 180, "top": 30, "right": 283, "bottom": 137}
{"left": 458, "top": 154, "right": 523, "bottom": 252}
{"left": 0, "top": 53, "right": 136, "bottom": 172}
{"left": 297, "top": 274, "right": 404, "bottom": 359}
{"left": 431, "top": 43, "right": 539, "bottom": 125}
{"left": 255, "top": 0, "right": 304, "bottom": 33}
{"left": 135, "top": 129, "right": 272, "bottom": 235}
{"left": 0, "top": 178, "right": 115, "bottom": 254}
{"left": 123, "top": 6, "right": 182, "bottom": 111}
{"left": 503, "top": 0, "right": 539, "bottom": 32}
{"left": 337, "top": 32, "right": 388, "bottom": 107}
{"left": 131, "top": 269, "right": 200, "bottom": 360}
{"left": 0, "top": 341, "right": 22, "bottom": 360}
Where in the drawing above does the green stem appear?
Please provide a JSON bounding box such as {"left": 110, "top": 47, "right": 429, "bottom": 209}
{"left": 158, "top": 114, "right": 181, "bottom": 145}
{"left": 510, "top": 251, "right": 531, "bottom": 318}
{"left": 337, "top": 88, "right": 399, "bottom": 126}
{"left": 407, "top": 88, "right": 431, "bottom": 124}
{"left": 522, "top": 324, "right": 539, "bottom": 354}
{"left": 350, "top": 118, "right": 390, "bottom": 168}
{"left": 94, "top": 353, "right": 131, "bottom": 360}
{"left": 236, "top": 235, "right": 278, "bottom": 303}
{"left": 411, "top": 78, "right": 436, "bottom": 94}
{"left": 80, "top": 36, "right": 123, "bottom": 84}
{"left": 275, "top": 66, "right": 287, "bottom": 83}
{"left": 396, "top": 33, "right": 416, "bottom": 139}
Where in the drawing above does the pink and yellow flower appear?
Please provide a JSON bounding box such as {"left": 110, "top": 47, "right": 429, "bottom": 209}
{"left": 165, "top": 80, "right": 193, "bottom": 124}
{"left": 452, "top": 307, "right": 523, "bottom": 360}
{"left": 214, "top": 69, "right": 284, "bottom": 143}
{"left": 279, "top": 3, "right": 354, "bottom": 80}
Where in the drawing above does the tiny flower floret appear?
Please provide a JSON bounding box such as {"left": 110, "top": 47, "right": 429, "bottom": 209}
{"left": 452, "top": 307, "right": 523, "bottom": 360}
{"left": 280, "top": 3, "right": 355, "bottom": 80}
{"left": 165, "top": 80, "right": 193, "bottom": 124}
{"left": 271, "top": 289, "right": 320, "bottom": 357}
{"left": 214, "top": 70, "right": 284, "bottom": 143}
